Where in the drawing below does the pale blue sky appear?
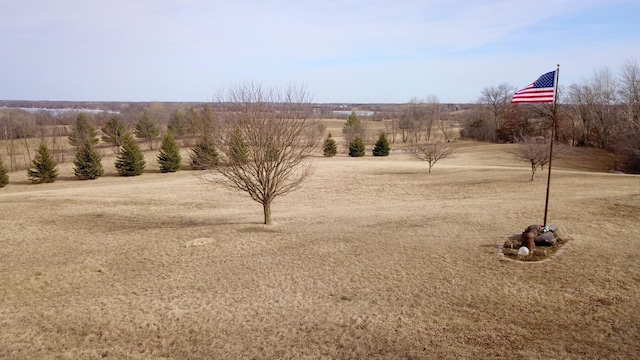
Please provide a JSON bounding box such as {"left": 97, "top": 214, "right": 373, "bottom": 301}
{"left": 1, "top": 0, "right": 639, "bottom": 103}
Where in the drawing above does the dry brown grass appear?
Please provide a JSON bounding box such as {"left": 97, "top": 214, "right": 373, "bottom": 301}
{"left": 1, "top": 140, "right": 639, "bottom": 359}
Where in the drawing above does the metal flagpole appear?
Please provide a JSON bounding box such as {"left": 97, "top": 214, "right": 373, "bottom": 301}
{"left": 543, "top": 64, "right": 560, "bottom": 227}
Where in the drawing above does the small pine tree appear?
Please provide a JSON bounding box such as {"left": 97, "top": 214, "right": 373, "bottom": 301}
{"left": 74, "top": 141, "right": 104, "bottom": 180}
{"left": 372, "top": 132, "right": 390, "bottom": 156}
{"left": 0, "top": 156, "right": 9, "bottom": 188}
{"left": 27, "top": 143, "right": 59, "bottom": 183}
{"left": 101, "top": 115, "right": 127, "bottom": 149}
{"left": 115, "top": 132, "right": 146, "bottom": 176}
{"left": 68, "top": 113, "right": 99, "bottom": 147}
{"left": 190, "top": 138, "right": 219, "bottom": 170}
{"left": 323, "top": 133, "right": 338, "bottom": 157}
{"left": 157, "top": 131, "right": 182, "bottom": 173}
{"left": 349, "top": 136, "right": 366, "bottom": 157}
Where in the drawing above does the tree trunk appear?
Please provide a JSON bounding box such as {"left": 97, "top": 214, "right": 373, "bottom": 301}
{"left": 530, "top": 162, "right": 536, "bottom": 181}
{"left": 263, "top": 201, "right": 272, "bottom": 225}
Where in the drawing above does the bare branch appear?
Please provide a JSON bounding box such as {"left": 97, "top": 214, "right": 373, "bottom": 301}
{"left": 509, "top": 137, "right": 561, "bottom": 181}
{"left": 415, "top": 141, "right": 454, "bottom": 173}
{"left": 202, "top": 83, "right": 321, "bottom": 225}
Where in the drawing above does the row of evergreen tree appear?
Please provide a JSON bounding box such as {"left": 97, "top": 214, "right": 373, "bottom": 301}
{"left": 322, "top": 132, "right": 390, "bottom": 157}
{"left": 0, "top": 113, "right": 219, "bottom": 187}
{"left": 0, "top": 112, "right": 392, "bottom": 188}
{"left": 9, "top": 130, "right": 185, "bottom": 185}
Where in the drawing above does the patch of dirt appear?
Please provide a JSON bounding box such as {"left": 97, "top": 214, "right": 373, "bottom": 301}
{"left": 501, "top": 233, "right": 570, "bottom": 262}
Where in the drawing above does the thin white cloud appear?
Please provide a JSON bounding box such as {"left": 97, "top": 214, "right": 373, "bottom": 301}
{"left": 0, "top": 0, "right": 638, "bottom": 102}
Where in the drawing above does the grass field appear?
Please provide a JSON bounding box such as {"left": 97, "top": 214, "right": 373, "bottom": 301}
{"left": 1, "top": 139, "right": 639, "bottom": 359}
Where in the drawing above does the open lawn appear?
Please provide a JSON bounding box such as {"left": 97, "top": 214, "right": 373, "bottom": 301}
{"left": 1, "top": 141, "right": 639, "bottom": 359}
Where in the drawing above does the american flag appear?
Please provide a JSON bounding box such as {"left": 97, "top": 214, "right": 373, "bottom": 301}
{"left": 511, "top": 70, "right": 556, "bottom": 104}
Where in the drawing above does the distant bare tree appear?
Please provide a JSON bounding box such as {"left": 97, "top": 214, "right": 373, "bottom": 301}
{"left": 397, "top": 98, "right": 428, "bottom": 144}
{"left": 619, "top": 60, "right": 640, "bottom": 125}
{"left": 437, "top": 119, "right": 453, "bottom": 142}
{"left": 461, "top": 104, "right": 494, "bottom": 141}
{"left": 415, "top": 141, "right": 454, "bottom": 173}
{"left": 424, "top": 95, "right": 440, "bottom": 143}
{"left": 510, "top": 137, "right": 561, "bottom": 181}
{"left": 618, "top": 60, "right": 640, "bottom": 171}
{"left": 568, "top": 68, "right": 621, "bottom": 150}
{"left": 204, "top": 83, "right": 322, "bottom": 225}
{"left": 475, "top": 83, "right": 516, "bottom": 142}
{"left": 385, "top": 112, "right": 400, "bottom": 144}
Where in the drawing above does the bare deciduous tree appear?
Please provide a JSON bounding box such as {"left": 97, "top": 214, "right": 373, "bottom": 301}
{"left": 205, "top": 83, "right": 322, "bottom": 225}
{"left": 510, "top": 137, "right": 561, "bottom": 181}
{"left": 424, "top": 95, "right": 440, "bottom": 143}
{"left": 618, "top": 60, "right": 640, "bottom": 171}
{"left": 475, "top": 83, "right": 516, "bottom": 142}
{"left": 568, "top": 68, "right": 621, "bottom": 150}
{"left": 437, "top": 118, "right": 453, "bottom": 142}
{"left": 619, "top": 59, "right": 640, "bottom": 125}
{"left": 415, "top": 141, "right": 454, "bottom": 173}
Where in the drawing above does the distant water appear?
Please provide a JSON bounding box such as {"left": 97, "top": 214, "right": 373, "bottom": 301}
{"left": 333, "top": 110, "right": 375, "bottom": 116}
{"left": 4, "top": 107, "right": 120, "bottom": 115}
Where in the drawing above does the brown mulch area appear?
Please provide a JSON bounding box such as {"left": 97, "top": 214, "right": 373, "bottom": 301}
{"left": 501, "top": 232, "right": 570, "bottom": 262}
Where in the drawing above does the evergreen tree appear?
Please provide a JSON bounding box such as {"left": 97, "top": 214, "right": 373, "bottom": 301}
{"left": 323, "top": 132, "right": 338, "bottom": 157}
{"left": 348, "top": 136, "right": 366, "bottom": 157}
{"left": 101, "top": 115, "right": 127, "bottom": 149}
{"left": 68, "top": 113, "right": 99, "bottom": 147}
{"left": 191, "top": 137, "right": 219, "bottom": 170}
{"left": 229, "top": 127, "right": 249, "bottom": 164}
{"left": 0, "top": 156, "right": 8, "bottom": 188}
{"left": 115, "top": 132, "right": 146, "bottom": 176}
{"left": 135, "top": 110, "right": 160, "bottom": 149}
{"left": 372, "top": 132, "right": 391, "bottom": 156}
{"left": 73, "top": 141, "right": 104, "bottom": 180}
{"left": 167, "top": 109, "right": 188, "bottom": 138}
{"left": 27, "top": 143, "right": 59, "bottom": 183}
{"left": 157, "top": 131, "right": 182, "bottom": 173}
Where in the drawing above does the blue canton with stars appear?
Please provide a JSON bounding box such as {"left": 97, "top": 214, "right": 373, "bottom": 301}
{"left": 533, "top": 71, "right": 555, "bottom": 88}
